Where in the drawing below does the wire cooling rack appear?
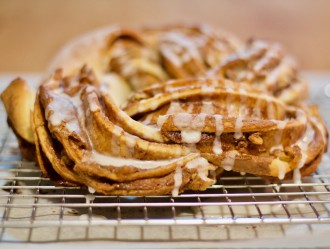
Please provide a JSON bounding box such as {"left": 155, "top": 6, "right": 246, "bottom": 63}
{"left": 0, "top": 73, "right": 330, "bottom": 243}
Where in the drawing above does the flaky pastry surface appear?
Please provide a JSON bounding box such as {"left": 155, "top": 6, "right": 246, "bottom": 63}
{"left": 1, "top": 23, "right": 328, "bottom": 195}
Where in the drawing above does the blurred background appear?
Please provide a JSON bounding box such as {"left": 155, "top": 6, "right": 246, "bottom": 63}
{"left": 0, "top": 0, "right": 329, "bottom": 72}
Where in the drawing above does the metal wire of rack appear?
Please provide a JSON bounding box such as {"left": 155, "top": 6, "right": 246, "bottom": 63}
{"left": 0, "top": 73, "right": 330, "bottom": 243}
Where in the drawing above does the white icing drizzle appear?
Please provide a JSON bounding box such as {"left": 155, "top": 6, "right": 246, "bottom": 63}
{"left": 276, "top": 120, "right": 287, "bottom": 142}
{"left": 84, "top": 151, "right": 184, "bottom": 169}
{"left": 238, "top": 87, "right": 247, "bottom": 95}
{"left": 254, "top": 46, "right": 279, "bottom": 73}
{"left": 252, "top": 97, "right": 263, "bottom": 119}
{"left": 237, "top": 88, "right": 249, "bottom": 118}
{"left": 221, "top": 151, "right": 239, "bottom": 171}
{"left": 88, "top": 186, "right": 96, "bottom": 194}
{"left": 173, "top": 113, "right": 194, "bottom": 128}
{"left": 192, "top": 113, "right": 207, "bottom": 129}
{"left": 224, "top": 80, "right": 234, "bottom": 93}
{"left": 85, "top": 194, "right": 95, "bottom": 204}
{"left": 46, "top": 93, "right": 76, "bottom": 128}
{"left": 310, "top": 116, "right": 327, "bottom": 144}
{"left": 225, "top": 92, "right": 236, "bottom": 117}
{"left": 181, "top": 53, "right": 192, "bottom": 63}
{"left": 213, "top": 115, "right": 223, "bottom": 155}
{"left": 87, "top": 92, "right": 101, "bottom": 112}
{"left": 201, "top": 101, "right": 214, "bottom": 114}
{"left": 234, "top": 116, "right": 243, "bottom": 139}
{"left": 214, "top": 115, "right": 224, "bottom": 135}
{"left": 72, "top": 88, "right": 85, "bottom": 120}
{"left": 269, "top": 120, "right": 287, "bottom": 153}
{"left": 271, "top": 158, "right": 288, "bottom": 180}
{"left": 166, "top": 101, "right": 185, "bottom": 114}
{"left": 181, "top": 131, "right": 202, "bottom": 143}
{"left": 276, "top": 120, "right": 287, "bottom": 130}
{"left": 165, "top": 85, "right": 179, "bottom": 93}
{"left": 201, "top": 85, "right": 215, "bottom": 93}
{"left": 293, "top": 154, "right": 306, "bottom": 184}
{"left": 156, "top": 115, "right": 167, "bottom": 128}
{"left": 110, "top": 126, "right": 122, "bottom": 156}
{"left": 275, "top": 185, "right": 281, "bottom": 192}
{"left": 126, "top": 134, "right": 137, "bottom": 156}
{"left": 76, "top": 89, "right": 94, "bottom": 148}
{"left": 186, "top": 157, "right": 212, "bottom": 182}
{"left": 171, "top": 91, "right": 180, "bottom": 100}
{"left": 173, "top": 113, "right": 207, "bottom": 144}
{"left": 172, "top": 166, "right": 183, "bottom": 196}
{"left": 277, "top": 160, "right": 287, "bottom": 180}
{"left": 267, "top": 56, "right": 295, "bottom": 89}
{"left": 186, "top": 103, "right": 195, "bottom": 113}
{"left": 212, "top": 138, "right": 222, "bottom": 155}
{"left": 45, "top": 89, "right": 88, "bottom": 139}
{"left": 267, "top": 101, "right": 275, "bottom": 119}
{"left": 296, "top": 109, "right": 307, "bottom": 124}
{"left": 164, "top": 32, "right": 202, "bottom": 63}
{"left": 270, "top": 144, "right": 284, "bottom": 154}
{"left": 292, "top": 123, "right": 315, "bottom": 183}
{"left": 265, "top": 60, "right": 283, "bottom": 87}
{"left": 227, "top": 104, "right": 237, "bottom": 118}
{"left": 161, "top": 46, "right": 182, "bottom": 67}
{"left": 244, "top": 71, "right": 254, "bottom": 81}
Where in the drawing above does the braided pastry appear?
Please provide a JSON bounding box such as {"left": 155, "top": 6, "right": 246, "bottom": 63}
{"left": 124, "top": 77, "right": 326, "bottom": 182}
{"left": 208, "top": 39, "right": 308, "bottom": 104}
{"left": 1, "top": 23, "right": 328, "bottom": 196}
{"left": 33, "top": 68, "right": 215, "bottom": 195}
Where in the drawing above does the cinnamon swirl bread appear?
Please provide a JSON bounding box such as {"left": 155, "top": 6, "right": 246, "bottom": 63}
{"left": 1, "top": 23, "right": 327, "bottom": 195}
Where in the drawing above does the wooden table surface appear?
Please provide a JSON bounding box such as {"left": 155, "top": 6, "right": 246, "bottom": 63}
{"left": 0, "top": 0, "right": 330, "bottom": 72}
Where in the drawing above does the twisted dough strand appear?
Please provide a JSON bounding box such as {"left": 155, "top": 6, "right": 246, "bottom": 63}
{"left": 1, "top": 23, "right": 328, "bottom": 196}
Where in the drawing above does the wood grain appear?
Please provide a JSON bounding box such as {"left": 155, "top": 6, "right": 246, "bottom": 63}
{"left": 0, "top": 0, "right": 329, "bottom": 71}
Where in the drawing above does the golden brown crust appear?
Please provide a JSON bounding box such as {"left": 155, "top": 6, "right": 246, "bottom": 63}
{"left": 1, "top": 78, "right": 35, "bottom": 143}
{"left": 47, "top": 24, "right": 308, "bottom": 105}
{"left": 0, "top": 23, "right": 328, "bottom": 196}
{"left": 29, "top": 70, "right": 328, "bottom": 195}
{"left": 30, "top": 69, "right": 217, "bottom": 195}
